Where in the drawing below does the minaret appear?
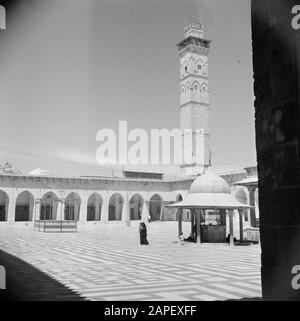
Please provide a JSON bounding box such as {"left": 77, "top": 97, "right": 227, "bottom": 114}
{"left": 177, "top": 19, "right": 211, "bottom": 176}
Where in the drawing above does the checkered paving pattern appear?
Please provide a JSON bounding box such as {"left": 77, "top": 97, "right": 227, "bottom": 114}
{"left": 0, "top": 222, "right": 262, "bottom": 301}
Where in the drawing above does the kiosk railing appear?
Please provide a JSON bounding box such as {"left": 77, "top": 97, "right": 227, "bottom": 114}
{"left": 34, "top": 220, "right": 77, "bottom": 233}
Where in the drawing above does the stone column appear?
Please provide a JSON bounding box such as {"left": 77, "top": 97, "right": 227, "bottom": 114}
{"left": 101, "top": 196, "right": 109, "bottom": 223}
{"left": 56, "top": 200, "right": 61, "bottom": 221}
{"left": 79, "top": 198, "right": 88, "bottom": 223}
{"left": 141, "top": 202, "right": 149, "bottom": 222}
{"left": 238, "top": 209, "right": 244, "bottom": 243}
{"left": 196, "top": 210, "right": 202, "bottom": 244}
{"left": 7, "top": 191, "right": 16, "bottom": 223}
{"left": 122, "top": 195, "right": 130, "bottom": 227}
{"left": 29, "top": 196, "right": 34, "bottom": 222}
{"left": 247, "top": 186, "right": 256, "bottom": 227}
{"left": 61, "top": 201, "right": 65, "bottom": 221}
{"left": 56, "top": 199, "right": 65, "bottom": 221}
{"left": 34, "top": 199, "right": 41, "bottom": 221}
{"left": 190, "top": 211, "right": 195, "bottom": 239}
{"left": 178, "top": 209, "right": 183, "bottom": 238}
{"left": 228, "top": 210, "right": 234, "bottom": 246}
{"left": 95, "top": 199, "right": 100, "bottom": 221}
{"left": 159, "top": 201, "right": 164, "bottom": 221}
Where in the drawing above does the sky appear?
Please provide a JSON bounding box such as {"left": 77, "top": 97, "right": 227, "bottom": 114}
{"left": 0, "top": 0, "right": 256, "bottom": 177}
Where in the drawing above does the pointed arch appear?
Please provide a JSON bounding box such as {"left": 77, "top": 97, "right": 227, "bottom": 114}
{"left": 109, "top": 193, "right": 124, "bottom": 221}
{"left": 149, "top": 194, "right": 163, "bottom": 221}
{"left": 40, "top": 192, "right": 58, "bottom": 220}
{"left": 65, "top": 192, "right": 81, "bottom": 221}
{"left": 129, "top": 193, "right": 144, "bottom": 220}
{"left": 87, "top": 193, "right": 103, "bottom": 221}
{"left": 182, "top": 60, "right": 188, "bottom": 74}
{"left": 15, "top": 191, "right": 34, "bottom": 221}
{"left": 186, "top": 81, "right": 191, "bottom": 92}
{"left": 200, "top": 82, "right": 208, "bottom": 92}
{"left": 0, "top": 190, "right": 9, "bottom": 221}
{"left": 192, "top": 80, "right": 200, "bottom": 90}
{"left": 195, "top": 58, "right": 204, "bottom": 72}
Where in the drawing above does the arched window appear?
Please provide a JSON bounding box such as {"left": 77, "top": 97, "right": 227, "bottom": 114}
{"left": 182, "top": 60, "right": 188, "bottom": 74}
{"left": 40, "top": 192, "right": 58, "bottom": 220}
{"left": 195, "top": 58, "right": 204, "bottom": 73}
{"left": 129, "top": 194, "right": 144, "bottom": 220}
{"left": 193, "top": 81, "right": 200, "bottom": 90}
{"left": 186, "top": 82, "right": 191, "bottom": 92}
{"left": 15, "top": 191, "right": 34, "bottom": 222}
{"left": 65, "top": 192, "right": 81, "bottom": 221}
{"left": 149, "top": 194, "right": 163, "bottom": 221}
{"left": 87, "top": 193, "right": 103, "bottom": 221}
{"left": 109, "top": 193, "right": 124, "bottom": 221}
{"left": 201, "top": 83, "right": 208, "bottom": 93}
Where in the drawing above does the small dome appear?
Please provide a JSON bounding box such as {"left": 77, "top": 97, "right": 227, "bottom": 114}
{"left": 28, "top": 168, "right": 51, "bottom": 176}
{"left": 190, "top": 168, "right": 231, "bottom": 194}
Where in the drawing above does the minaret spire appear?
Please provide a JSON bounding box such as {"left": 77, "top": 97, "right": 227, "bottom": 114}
{"left": 177, "top": 18, "right": 211, "bottom": 176}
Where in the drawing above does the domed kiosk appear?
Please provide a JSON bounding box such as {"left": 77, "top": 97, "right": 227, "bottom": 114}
{"left": 168, "top": 168, "right": 252, "bottom": 245}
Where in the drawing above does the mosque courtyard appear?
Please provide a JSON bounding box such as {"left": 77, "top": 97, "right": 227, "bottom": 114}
{"left": 0, "top": 221, "right": 261, "bottom": 301}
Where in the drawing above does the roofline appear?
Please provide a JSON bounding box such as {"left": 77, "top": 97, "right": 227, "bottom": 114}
{"left": 166, "top": 204, "right": 253, "bottom": 209}
{"left": 0, "top": 173, "right": 194, "bottom": 185}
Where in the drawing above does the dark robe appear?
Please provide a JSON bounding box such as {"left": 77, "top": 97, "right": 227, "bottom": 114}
{"left": 139, "top": 224, "right": 149, "bottom": 245}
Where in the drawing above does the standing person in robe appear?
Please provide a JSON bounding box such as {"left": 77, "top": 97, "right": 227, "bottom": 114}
{"left": 139, "top": 222, "right": 149, "bottom": 245}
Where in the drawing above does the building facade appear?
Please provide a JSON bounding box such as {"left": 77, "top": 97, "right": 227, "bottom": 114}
{"left": 0, "top": 22, "right": 259, "bottom": 237}
{"left": 0, "top": 168, "right": 258, "bottom": 236}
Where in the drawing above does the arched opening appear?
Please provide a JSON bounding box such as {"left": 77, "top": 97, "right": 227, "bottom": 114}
{"left": 15, "top": 191, "right": 34, "bottom": 222}
{"left": 0, "top": 190, "right": 9, "bottom": 221}
{"left": 40, "top": 192, "right": 58, "bottom": 220}
{"left": 193, "top": 81, "right": 200, "bottom": 90}
{"left": 149, "top": 194, "right": 163, "bottom": 221}
{"left": 87, "top": 193, "right": 102, "bottom": 221}
{"left": 235, "top": 188, "right": 248, "bottom": 222}
{"left": 64, "top": 192, "right": 81, "bottom": 221}
{"left": 109, "top": 193, "right": 124, "bottom": 221}
{"left": 200, "top": 82, "right": 208, "bottom": 92}
{"left": 129, "top": 194, "right": 144, "bottom": 220}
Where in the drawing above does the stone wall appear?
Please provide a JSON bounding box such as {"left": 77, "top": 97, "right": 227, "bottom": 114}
{"left": 251, "top": 0, "right": 300, "bottom": 300}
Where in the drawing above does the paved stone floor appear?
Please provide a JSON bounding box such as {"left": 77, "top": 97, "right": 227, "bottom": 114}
{"left": 0, "top": 221, "right": 262, "bottom": 301}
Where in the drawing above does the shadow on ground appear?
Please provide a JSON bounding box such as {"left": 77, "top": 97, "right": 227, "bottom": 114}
{"left": 0, "top": 249, "right": 86, "bottom": 301}
{"left": 226, "top": 297, "right": 262, "bottom": 301}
